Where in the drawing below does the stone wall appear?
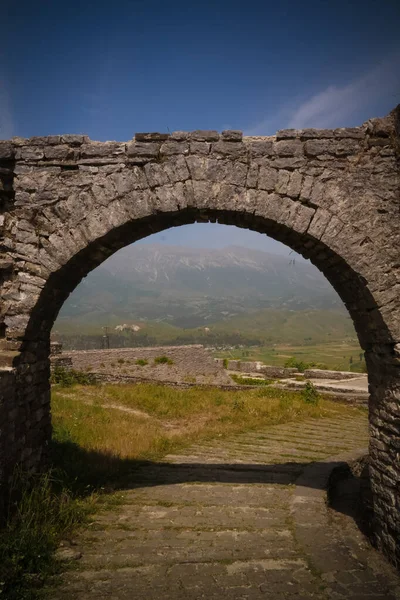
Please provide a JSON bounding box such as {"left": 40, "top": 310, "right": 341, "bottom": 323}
{"left": 0, "top": 108, "right": 399, "bottom": 567}
{"left": 59, "top": 345, "right": 232, "bottom": 385}
{"left": 303, "top": 368, "right": 362, "bottom": 380}
{"left": 218, "top": 358, "right": 298, "bottom": 378}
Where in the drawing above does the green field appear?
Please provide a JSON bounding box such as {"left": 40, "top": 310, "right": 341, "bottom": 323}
{"left": 214, "top": 342, "right": 365, "bottom": 373}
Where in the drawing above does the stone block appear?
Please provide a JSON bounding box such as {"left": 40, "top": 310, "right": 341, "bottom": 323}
{"left": 16, "top": 147, "right": 45, "bottom": 160}
{"left": 60, "top": 134, "right": 88, "bottom": 145}
{"left": 126, "top": 142, "right": 160, "bottom": 158}
{"left": 44, "top": 145, "right": 72, "bottom": 160}
{"left": 135, "top": 132, "right": 170, "bottom": 142}
{"left": 160, "top": 141, "right": 189, "bottom": 155}
{"left": 189, "top": 141, "right": 210, "bottom": 155}
{"left": 247, "top": 140, "right": 274, "bottom": 157}
{"left": 276, "top": 129, "right": 299, "bottom": 139}
{"left": 275, "top": 170, "right": 290, "bottom": 194}
{"left": 190, "top": 130, "right": 220, "bottom": 141}
{"left": 273, "top": 140, "right": 303, "bottom": 156}
{"left": 286, "top": 171, "right": 303, "bottom": 198}
{"left": 211, "top": 140, "right": 247, "bottom": 158}
{"left": 170, "top": 131, "right": 189, "bottom": 141}
{"left": 27, "top": 136, "right": 61, "bottom": 145}
{"left": 258, "top": 165, "right": 278, "bottom": 191}
{"left": 300, "top": 129, "right": 335, "bottom": 139}
{"left": 80, "top": 142, "right": 126, "bottom": 158}
{"left": 0, "top": 142, "right": 15, "bottom": 159}
{"left": 304, "top": 139, "right": 360, "bottom": 157}
{"left": 221, "top": 130, "right": 242, "bottom": 141}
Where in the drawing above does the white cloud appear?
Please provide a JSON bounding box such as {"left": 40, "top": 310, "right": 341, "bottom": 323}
{"left": 247, "top": 52, "right": 400, "bottom": 134}
{"left": 0, "top": 78, "right": 14, "bottom": 140}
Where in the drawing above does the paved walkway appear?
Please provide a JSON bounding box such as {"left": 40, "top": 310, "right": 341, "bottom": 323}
{"left": 51, "top": 414, "right": 400, "bottom": 599}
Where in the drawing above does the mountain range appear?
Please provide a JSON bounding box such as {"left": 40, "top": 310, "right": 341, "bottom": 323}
{"left": 56, "top": 244, "right": 345, "bottom": 329}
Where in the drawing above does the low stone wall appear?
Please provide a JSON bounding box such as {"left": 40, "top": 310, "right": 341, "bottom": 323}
{"left": 58, "top": 345, "right": 232, "bottom": 386}
{"left": 303, "top": 368, "right": 363, "bottom": 380}
{"left": 216, "top": 358, "right": 297, "bottom": 378}
{"left": 51, "top": 356, "right": 73, "bottom": 370}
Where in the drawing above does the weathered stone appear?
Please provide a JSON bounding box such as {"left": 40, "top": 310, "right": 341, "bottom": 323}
{"left": 135, "top": 132, "right": 170, "bottom": 142}
{"left": 189, "top": 141, "right": 210, "bottom": 155}
{"left": 170, "top": 131, "right": 189, "bottom": 141}
{"left": 211, "top": 140, "right": 247, "bottom": 158}
{"left": 247, "top": 139, "right": 274, "bottom": 157}
{"left": 126, "top": 141, "right": 160, "bottom": 158}
{"left": 300, "top": 129, "right": 335, "bottom": 139}
{"left": 16, "top": 147, "right": 45, "bottom": 160}
{"left": 44, "top": 145, "right": 72, "bottom": 160}
{"left": 0, "top": 142, "right": 15, "bottom": 159}
{"left": 221, "top": 130, "right": 242, "bottom": 141}
{"left": 80, "top": 142, "right": 126, "bottom": 158}
{"left": 334, "top": 127, "right": 364, "bottom": 138}
{"left": 28, "top": 136, "right": 61, "bottom": 145}
{"left": 190, "top": 130, "right": 219, "bottom": 142}
{"left": 246, "top": 164, "right": 259, "bottom": 188}
{"left": 60, "top": 134, "right": 88, "bottom": 145}
{"left": 286, "top": 171, "right": 303, "bottom": 198}
{"left": 160, "top": 141, "right": 189, "bottom": 156}
{"left": 276, "top": 129, "right": 299, "bottom": 139}
{"left": 275, "top": 170, "right": 290, "bottom": 194}
{"left": 305, "top": 139, "right": 360, "bottom": 157}
{"left": 300, "top": 175, "right": 314, "bottom": 201}
{"left": 273, "top": 140, "right": 304, "bottom": 157}
{"left": 0, "top": 109, "right": 400, "bottom": 573}
{"left": 258, "top": 165, "right": 278, "bottom": 191}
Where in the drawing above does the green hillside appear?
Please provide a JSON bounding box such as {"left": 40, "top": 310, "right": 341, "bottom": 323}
{"left": 55, "top": 307, "right": 358, "bottom": 350}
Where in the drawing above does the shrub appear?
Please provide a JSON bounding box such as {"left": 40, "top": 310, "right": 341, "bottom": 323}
{"left": 232, "top": 398, "right": 245, "bottom": 411}
{"left": 154, "top": 356, "right": 174, "bottom": 365}
{"left": 222, "top": 358, "right": 229, "bottom": 369}
{"left": 135, "top": 359, "right": 148, "bottom": 366}
{"left": 283, "top": 357, "right": 331, "bottom": 373}
{"left": 50, "top": 366, "right": 94, "bottom": 387}
{"left": 117, "top": 358, "right": 125, "bottom": 365}
{"left": 301, "top": 381, "right": 320, "bottom": 405}
{"left": 0, "top": 469, "right": 89, "bottom": 599}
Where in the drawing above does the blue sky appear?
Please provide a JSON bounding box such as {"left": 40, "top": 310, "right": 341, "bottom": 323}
{"left": 2, "top": 0, "right": 400, "bottom": 255}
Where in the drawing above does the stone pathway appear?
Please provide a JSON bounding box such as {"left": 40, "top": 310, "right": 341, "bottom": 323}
{"left": 51, "top": 414, "right": 400, "bottom": 599}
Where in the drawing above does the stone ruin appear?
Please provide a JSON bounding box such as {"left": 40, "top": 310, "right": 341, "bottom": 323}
{"left": 0, "top": 107, "right": 399, "bottom": 566}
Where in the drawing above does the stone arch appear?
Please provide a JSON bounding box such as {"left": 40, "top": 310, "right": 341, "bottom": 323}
{"left": 0, "top": 109, "right": 399, "bottom": 566}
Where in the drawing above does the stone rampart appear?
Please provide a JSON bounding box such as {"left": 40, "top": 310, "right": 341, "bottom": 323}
{"left": 59, "top": 345, "right": 232, "bottom": 386}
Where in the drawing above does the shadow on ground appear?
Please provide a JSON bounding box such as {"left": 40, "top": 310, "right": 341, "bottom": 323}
{"left": 51, "top": 439, "right": 372, "bottom": 533}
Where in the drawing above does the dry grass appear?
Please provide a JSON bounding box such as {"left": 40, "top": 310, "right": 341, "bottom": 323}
{"left": 52, "top": 382, "right": 366, "bottom": 463}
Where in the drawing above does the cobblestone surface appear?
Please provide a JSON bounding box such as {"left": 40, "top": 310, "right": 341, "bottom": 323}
{"left": 49, "top": 414, "right": 400, "bottom": 599}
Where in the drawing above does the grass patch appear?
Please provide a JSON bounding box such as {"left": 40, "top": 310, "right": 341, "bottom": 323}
{"left": 231, "top": 374, "right": 274, "bottom": 386}
{"left": 135, "top": 359, "right": 148, "bottom": 366}
{"left": 0, "top": 470, "right": 91, "bottom": 600}
{"left": 53, "top": 382, "right": 364, "bottom": 461}
{"left": 50, "top": 366, "right": 94, "bottom": 387}
{"left": 154, "top": 355, "right": 174, "bottom": 365}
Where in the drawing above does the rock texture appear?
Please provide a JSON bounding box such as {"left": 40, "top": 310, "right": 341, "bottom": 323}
{"left": 0, "top": 108, "right": 399, "bottom": 566}
{"left": 56, "top": 344, "right": 232, "bottom": 386}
